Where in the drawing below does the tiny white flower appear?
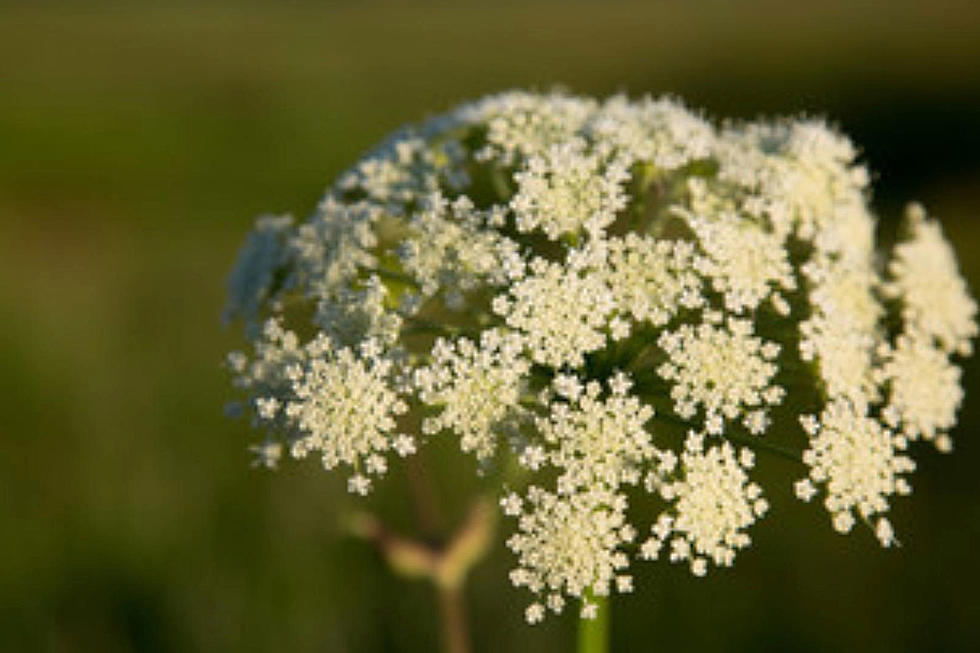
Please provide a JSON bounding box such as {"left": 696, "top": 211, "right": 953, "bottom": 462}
{"left": 392, "top": 434, "right": 417, "bottom": 457}
{"left": 255, "top": 396, "right": 280, "bottom": 420}
{"left": 249, "top": 441, "right": 283, "bottom": 469}
{"left": 794, "top": 479, "right": 817, "bottom": 502}
{"left": 580, "top": 602, "right": 599, "bottom": 620}
{"left": 525, "top": 603, "right": 545, "bottom": 625}
{"left": 875, "top": 517, "right": 896, "bottom": 548}
{"left": 501, "top": 492, "right": 523, "bottom": 517}
{"left": 347, "top": 474, "right": 372, "bottom": 496}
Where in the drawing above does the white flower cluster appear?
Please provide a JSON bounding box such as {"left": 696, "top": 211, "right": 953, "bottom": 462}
{"left": 504, "top": 485, "right": 634, "bottom": 623}
{"left": 877, "top": 334, "right": 962, "bottom": 450}
{"left": 606, "top": 234, "right": 703, "bottom": 326}
{"left": 511, "top": 139, "right": 630, "bottom": 240}
{"left": 532, "top": 373, "right": 655, "bottom": 493}
{"left": 283, "top": 336, "right": 413, "bottom": 496}
{"left": 657, "top": 317, "right": 783, "bottom": 435}
{"left": 224, "top": 91, "right": 975, "bottom": 623}
{"left": 885, "top": 203, "right": 977, "bottom": 356}
{"left": 641, "top": 432, "right": 767, "bottom": 577}
{"left": 399, "top": 192, "right": 524, "bottom": 302}
{"left": 415, "top": 329, "right": 529, "bottom": 461}
{"left": 796, "top": 399, "right": 914, "bottom": 546}
{"left": 686, "top": 208, "right": 796, "bottom": 314}
{"left": 494, "top": 255, "right": 615, "bottom": 368}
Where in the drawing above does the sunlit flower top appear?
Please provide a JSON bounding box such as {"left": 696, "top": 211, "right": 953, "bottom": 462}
{"left": 223, "top": 91, "right": 975, "bottom": 623}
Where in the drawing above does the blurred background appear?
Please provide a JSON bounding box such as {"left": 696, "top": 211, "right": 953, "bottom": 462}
{"left": 2, "top": 1, "right": 979, "bottom": 651}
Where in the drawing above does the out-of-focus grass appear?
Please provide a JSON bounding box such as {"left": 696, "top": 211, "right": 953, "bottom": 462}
{"left": 1, "top": 1, "right": 979, "bottom": 651}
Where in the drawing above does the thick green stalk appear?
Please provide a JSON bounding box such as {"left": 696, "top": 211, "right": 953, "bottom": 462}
{"left": 576, "top": 593, "right": 609, "bottom": 653}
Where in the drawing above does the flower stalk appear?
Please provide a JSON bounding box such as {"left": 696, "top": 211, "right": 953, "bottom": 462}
{"left": 348, "top": 497, "right": 496, "bottom": 653}
{"left": 577, "top": 593, "right": 610, "bottom": 653}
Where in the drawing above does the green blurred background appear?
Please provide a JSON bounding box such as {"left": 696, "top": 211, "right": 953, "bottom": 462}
{"left": 2, "top": 1, "right": 979, "bottom": 651}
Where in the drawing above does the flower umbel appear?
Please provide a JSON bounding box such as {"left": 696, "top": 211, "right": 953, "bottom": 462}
{"left": 224, "top": 91, "right": 975, "bottom": 623}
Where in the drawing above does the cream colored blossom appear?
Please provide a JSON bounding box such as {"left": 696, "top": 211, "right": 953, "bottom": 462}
{"left": 224, "top": 90, "right": 975, "bottom": 625}
{"left": 798, "top": 399, "right": 914, "bottom": 546}
{"left": 284, "top": 336, "right": 410, "bottom": 494}
{"left": 605, "top": 234, "right": 704, "bottom": 327}
{"left": 878, "top": 333, "right": 963, "bottom": 446}
{"left": 885, "top": 204, "right": 977, "bottom": 355}
{"left": 506, "top": 486, "right": 634, "bottom": 615}
{"left": 799, "top": 254, "right": 881, "bottom": 405}
{"left": 684, "top": 209, "right": 796, "bottom": 314}
{"left": 533, "top": 373, "right": 656, "bottom": 493}
{"left": 587, "top": 94, "right": 713, "bottom": 169}
{"left": 657, "top": 318, "right": 783, "bottom": 434}
{"left": 511, "top": 138, "right": 630, "bottom": 240}
{"left": 464, "top": 91, "right": 598, "bottom": 164}
{"left": 415, "top": 329, "right": 530, "bottom": 460}
{"left": 641, "top": 432, "right": 767, "bottom": 576}
{"left": 400, "top": 192, "right": 524, "bottom": 301}
{"left": 494, "top": 256, "right": 615, "bottom": 369}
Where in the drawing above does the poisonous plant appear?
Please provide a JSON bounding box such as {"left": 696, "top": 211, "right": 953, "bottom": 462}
{"left": 223, "top": 91, "right": 975, "bottom": 652}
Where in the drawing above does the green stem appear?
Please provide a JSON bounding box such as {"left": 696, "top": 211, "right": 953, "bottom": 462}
{"left": 369, "top": 266, "right": 422, "bottom": 290}
{"left": 723, "top": 431, "right": 804, "bottom": 465}
{"left": 577, "top": 593, "right": 609, "bottom": 653}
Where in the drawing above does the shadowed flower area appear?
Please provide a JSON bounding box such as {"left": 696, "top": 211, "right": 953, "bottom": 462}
{"left": 2, "top": 1, "right": 980, "bottom": 652}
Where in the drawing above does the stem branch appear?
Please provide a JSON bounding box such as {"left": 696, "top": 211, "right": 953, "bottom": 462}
{"left": 723, "top": 431, "right": 804, "bottom": 465}
{"left": 577, "top": 592, "right": 610, "bottom": 653}
{"left": 348, "top": 498, "right": 496, "bottom": 653}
